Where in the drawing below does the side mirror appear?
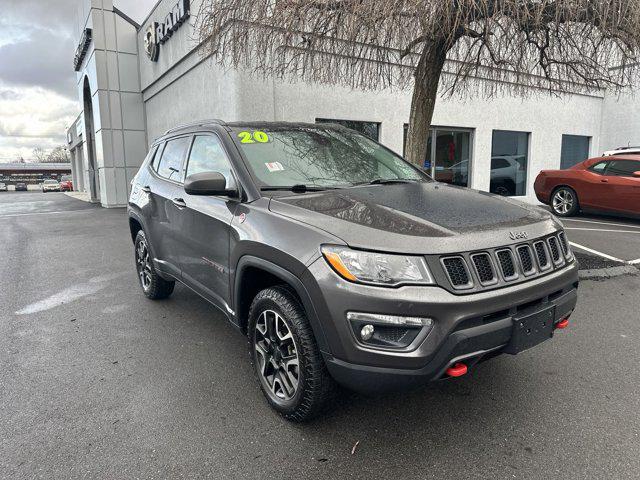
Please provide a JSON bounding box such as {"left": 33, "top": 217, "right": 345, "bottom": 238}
{"left": 633, "top": 171, "right": 640, "bottom": 178}
{"left": 184, "top": 172, "right": 237, "bottom": 197}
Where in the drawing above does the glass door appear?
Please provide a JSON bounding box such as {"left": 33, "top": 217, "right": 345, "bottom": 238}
{"left": 422, "top": 128, "right": 472, "bottom": 187}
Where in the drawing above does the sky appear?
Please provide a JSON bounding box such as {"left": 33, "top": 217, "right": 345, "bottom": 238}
{"left": 0, "top": 0, "right": 156, "bottom": 162}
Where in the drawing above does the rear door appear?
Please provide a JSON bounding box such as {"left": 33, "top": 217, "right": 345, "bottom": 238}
{"left": 146, "top": 136, "right": 191, "bottom": 279}
{"left": 174, "top": 134, "right": 239, "bottom": 310}
{"left": 603, "top": 160, "right": 640, "bottom": 214}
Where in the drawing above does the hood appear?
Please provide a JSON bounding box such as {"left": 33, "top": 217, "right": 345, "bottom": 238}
{"left": 268, "top": 182, "right": 560, "bottom": 254}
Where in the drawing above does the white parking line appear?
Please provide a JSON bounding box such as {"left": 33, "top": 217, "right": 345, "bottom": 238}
{"left": 565, "top": 227, "right": 640, "bottom": 235}
{"left": 630, "top": 259, "right": 640, "bottom": 265}
{"left": 569, "top": 241, "right": 626, "bottom": 263}
{"left": 562, "top": 218, "right": 640, "bottom": 229}
{"left": 0, "top": 209, "right": 93, "bottom": 218}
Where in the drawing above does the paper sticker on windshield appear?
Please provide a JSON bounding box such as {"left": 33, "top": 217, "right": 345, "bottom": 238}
{"left": 238, "top": 130, "right": 270, "bottom": 144}
{"left": 265, "top": 161, "right": 284, "bottom": 172}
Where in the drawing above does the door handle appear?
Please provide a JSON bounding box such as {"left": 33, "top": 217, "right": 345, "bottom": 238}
{"left": 600, "top": 179, "right": 609, "bottom": 183}
{"left": 172, "top": 197, "right": 187, "bottom": 209}
{"left": 141, "top": 185, "right": 151, "bottom": 193}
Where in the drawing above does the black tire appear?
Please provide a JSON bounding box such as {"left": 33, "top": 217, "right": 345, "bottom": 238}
{"left": 248, "top": 286, "right": 336, "bottom": 422}
{"left": 550, "top": 186, "right": 579, "bottom": 217}
{"left": 134, "top": 230, "right": 175, "bottom": 300}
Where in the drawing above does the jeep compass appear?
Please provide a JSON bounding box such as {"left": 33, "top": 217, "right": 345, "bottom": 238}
{"left": 128, "top": 120, "right": 579, "bottom": 421}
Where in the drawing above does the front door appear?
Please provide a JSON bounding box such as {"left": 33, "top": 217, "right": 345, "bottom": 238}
{"left": 175, "top": 134, "right": 239, "bottom": 311}
{"left": 601, "top": 159, "right": 640, "bottom": 214}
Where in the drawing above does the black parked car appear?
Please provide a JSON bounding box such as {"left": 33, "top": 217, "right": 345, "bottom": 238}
{"left": 15, "top": 182, "right": 28, "bottom": 191}
{"left": 128, "top": 121, "right": 579, "bottom": 421}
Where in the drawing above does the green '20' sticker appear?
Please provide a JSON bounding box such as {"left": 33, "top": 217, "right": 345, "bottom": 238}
{"left": 238, "top": 130, "right": 270, "bottom": 144}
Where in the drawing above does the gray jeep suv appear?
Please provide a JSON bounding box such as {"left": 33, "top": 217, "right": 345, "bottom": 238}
{"left": 128, "top": 120, "right": 579, "bottom": 421}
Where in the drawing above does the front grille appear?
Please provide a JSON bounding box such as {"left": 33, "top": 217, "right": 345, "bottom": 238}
{"left": 438, "top": 233, "right": 572, "bottom": 293}
{"left": 496, "top": 249, "right": 518, "bottom": 280}
{"left": 534, "top": 241, "right": 551, "bottom": 270}
{"left": 471, "top": 253, "right": 496, "bottom": 285}
{"left": 441, "top": 256, "right": 472, "bottom": 288}
{"left": 547, "top": 236, "right": 563, "bottom": 265}
{"left": 516, "top": 245, "right": 536, "bottom": 275}
{"left": 558, "top": 232, "right": 571, "bottom": 258}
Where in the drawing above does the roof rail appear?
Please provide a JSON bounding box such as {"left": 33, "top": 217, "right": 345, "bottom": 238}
{"left": 163, "top": 119, "right": 225, "bottom": 135}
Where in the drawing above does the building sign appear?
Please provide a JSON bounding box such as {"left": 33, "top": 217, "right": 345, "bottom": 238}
{"left": 73, "top": 28, "right": 92, "bottom": 71}
{"left": 144, "top": 0, "right": 190, "bottom": 62}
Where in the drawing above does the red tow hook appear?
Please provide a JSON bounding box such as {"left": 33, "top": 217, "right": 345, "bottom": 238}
{"left": 555, "top": 318, "right": 570, "bottom": 330}
{"left": 446, "top": 362, "right": 468, "bottom": 378}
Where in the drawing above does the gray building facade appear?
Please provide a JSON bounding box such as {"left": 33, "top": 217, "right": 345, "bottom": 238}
{"left": 68, "top": 0, "right": 640, "bottom": 207}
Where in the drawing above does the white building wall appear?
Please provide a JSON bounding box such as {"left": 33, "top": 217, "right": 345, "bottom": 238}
{"left": 63, "top": 0, "right": 637, "bottom": 208}
{"left": 600, "top": 89, "right": 640, "bottom": 152}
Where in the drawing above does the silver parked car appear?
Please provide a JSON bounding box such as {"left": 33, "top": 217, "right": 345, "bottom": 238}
{"left": 0, "top": 182, "right": 7, "bottom": 192}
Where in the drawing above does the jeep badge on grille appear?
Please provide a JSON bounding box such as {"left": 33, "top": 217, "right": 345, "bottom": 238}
{"left": 509, "top": 231, "right": 528, "bottom": 240}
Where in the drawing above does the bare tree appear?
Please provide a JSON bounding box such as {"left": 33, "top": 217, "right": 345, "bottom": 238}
{"left": 195, "top": 0, "right": 640, "bottom": 165}
{"left": 45, "top": 146, "right": 70, "bottom": 164}
{"left": 32, "top": 147, "right": 47, "bottom": 163}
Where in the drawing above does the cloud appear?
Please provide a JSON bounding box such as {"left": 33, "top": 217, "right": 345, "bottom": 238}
{"left": 0, "top": 0, "right": 158, "bottom": 162}
{"left": 0, "top": 83, "right": 77, "bottom": 162}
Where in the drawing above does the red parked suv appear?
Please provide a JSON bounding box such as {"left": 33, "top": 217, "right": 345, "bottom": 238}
{"left": 534, "top": 155, "right": 640, "bottom": 217}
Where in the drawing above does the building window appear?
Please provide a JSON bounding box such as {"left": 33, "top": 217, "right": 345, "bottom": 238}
{"left": 491, "top": 130, "right": 529, "bottom": 196}
{"left": 403, "top": 124, "right": 473, "bottom": 187}
{"left": 316, "top": 118, "right": 380, "bottom": 141}
{"left": 561, "top": 135, "right": 590, "bottom": 169}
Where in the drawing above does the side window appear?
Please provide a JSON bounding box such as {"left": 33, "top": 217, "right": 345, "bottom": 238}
{"left": 588, "top": 161, "right": 608, "bottom": 174}
{"left": 156, "top": 137, "right": 191, "bottom": 182}
{"left": 491, "top": 158, "right": 511, "bottom": 169}
{"left": 186, "top": 135, "right": 236, "bottom": 188}
{"left": 606, "top": 160, "right": 640, "bottom": 177}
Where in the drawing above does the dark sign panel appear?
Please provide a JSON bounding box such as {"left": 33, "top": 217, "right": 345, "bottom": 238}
{"left": 73, "top": 28, "right": 92, "bottom": 71}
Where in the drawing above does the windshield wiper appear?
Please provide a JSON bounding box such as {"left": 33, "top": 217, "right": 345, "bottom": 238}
{"left": 260, "top": 184, "right": 337, "bottom": 193}
{"left": 353, "top": 178, "right": 420, "bottom": 186}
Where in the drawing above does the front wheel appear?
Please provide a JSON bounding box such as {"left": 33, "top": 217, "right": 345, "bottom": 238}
{"left": 551, "top": 187, "right": 579, "bottom": 217}
{"left": 248, "top": 286, "right": 336, "bottom": 422}
{"left": 134, "top": 230, "right": 174, "bottom": 299}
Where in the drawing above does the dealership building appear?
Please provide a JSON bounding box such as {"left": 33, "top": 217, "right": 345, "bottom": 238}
{"left": 68, "top": 0, "right": 640, "bottom": 207}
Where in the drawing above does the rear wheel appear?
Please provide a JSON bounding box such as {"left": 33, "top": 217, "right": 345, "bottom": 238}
{"left": 248, "top": 286, "right": 336, "bottom": 422}
{"left": 551, "top": 187, "right": 579, "bottom": 217}
{"left": 134, "top": 230, "right": 174, "bottom": 299}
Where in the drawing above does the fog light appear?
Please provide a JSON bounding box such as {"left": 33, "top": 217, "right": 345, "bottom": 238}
{"left": 348, "top": 312, "right": 434, "bottom": 349}
{"left": 347, "top": 312, "right": 432, "bottom": 327}
{"left": 360, "top": 324, "right": 375, "bottom": 341}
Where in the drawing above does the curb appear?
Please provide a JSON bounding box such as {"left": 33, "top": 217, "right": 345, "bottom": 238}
{"left": 579, "top": 264, "right": 639, "bottom": 280}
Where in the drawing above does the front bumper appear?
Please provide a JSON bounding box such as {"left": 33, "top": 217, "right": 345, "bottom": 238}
{"left": 304, "top": 257, "right": 579, "bottom": 393}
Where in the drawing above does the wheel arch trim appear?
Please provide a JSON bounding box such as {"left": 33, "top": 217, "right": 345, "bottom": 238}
{"left": 234, "top": 255, "right": 330, "bottom": 353}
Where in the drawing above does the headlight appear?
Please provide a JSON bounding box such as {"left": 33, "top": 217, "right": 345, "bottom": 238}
{"left": 321, "top": 245, "right": 434, "bottom": 286}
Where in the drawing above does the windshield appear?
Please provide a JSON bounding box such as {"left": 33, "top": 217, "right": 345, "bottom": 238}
{"left": 230, "top": 125, "right": 429, "bottom": 189}
{"left": 44, "top": 180, "right": 58, "bottom": 184}
{"left": 61, "top": 176, "right": 71, "bottom": 181}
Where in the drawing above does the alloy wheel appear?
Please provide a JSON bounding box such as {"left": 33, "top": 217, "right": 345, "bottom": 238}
{"left": 136, "top": 239, "right": 152, "bottom": 291}
{"left": 552, "top": 189, "right": 574, "bottom": 215}
{"left": 253, "top": 310, "right": 300, "bottom": 401}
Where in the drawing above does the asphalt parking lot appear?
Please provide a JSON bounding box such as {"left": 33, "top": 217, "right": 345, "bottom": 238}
{"left": 1, "top": 192, "right": 640, "bottom": 479}
{"left": 560, "top": 215, "right": 640, "bottom": 266}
